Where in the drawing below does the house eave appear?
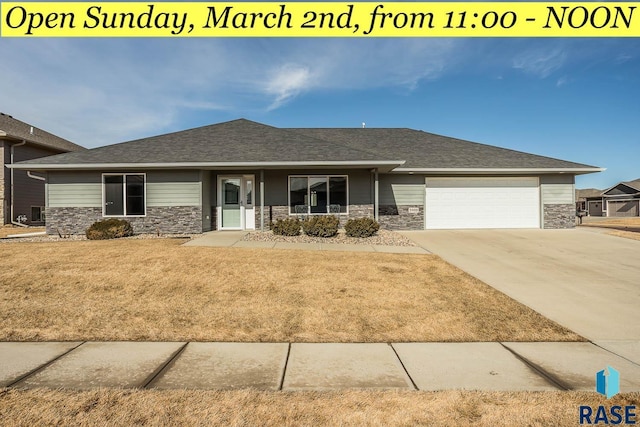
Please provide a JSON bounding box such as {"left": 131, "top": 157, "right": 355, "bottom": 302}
{"left": 390, "top": 167, "right": 605, "bottom": 175}
{"left": 0, "top": 132, "right": 73, "bottom": 153}
{"left": 9, "top": 160, "right": 405, "bottom": 173}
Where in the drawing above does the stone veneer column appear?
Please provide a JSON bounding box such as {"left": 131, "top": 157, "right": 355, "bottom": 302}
{"left": 378, "top": 205, "right": 424, "bottom": 230}
{"left": 543, "top": 204, "right": 576, "bottom": 229}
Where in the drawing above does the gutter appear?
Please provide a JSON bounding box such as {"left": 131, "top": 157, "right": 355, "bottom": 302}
{"left": 391, "top": 167, "right": 605, "bottom": 175}
{"left": 8, "top": 160, "right": 406, "bottom": 173}
{"left": 9, "top": 140, "right": 27, "bottom": 227}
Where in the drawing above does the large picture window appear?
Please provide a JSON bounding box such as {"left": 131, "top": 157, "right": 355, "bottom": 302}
{"left": 103, "top": 173, "right": 146, "bottom": 216}
{"left": 289, "top": 175, "right": 348, "bottom": 215}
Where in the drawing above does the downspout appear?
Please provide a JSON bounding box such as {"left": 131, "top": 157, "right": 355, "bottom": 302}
{"left": 10, "top": 140, "right": 27, "bottom": 227}
{"left": 27, "top": 171, "right": 46, "bottom": 181}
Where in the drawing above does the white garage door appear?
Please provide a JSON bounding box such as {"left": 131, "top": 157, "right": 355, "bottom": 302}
{"left": 425, "top": 177, "right": 540, "bottom": 229}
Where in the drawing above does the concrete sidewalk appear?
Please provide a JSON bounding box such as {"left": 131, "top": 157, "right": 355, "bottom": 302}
{"left": 183, "top": 231, "right": 429, "bottom": 254}
{"left": 2, "top": 341, "right": 639, "bottom": 391}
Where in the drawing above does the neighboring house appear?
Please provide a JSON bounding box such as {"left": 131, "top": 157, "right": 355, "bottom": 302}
{"left": 601, "top": 178, "right": 640, "bottom": 217}
{"left": 10, "top": 119, "right": 602, "bottom": 234}
{"left": 0, "top": 113, "right": 84, "bottom": 225}
{"left": 576, "top": 188, "right": 604, "bottom": 216}
{"left": 577, "top": 179, "right": 640, "bottom": 217}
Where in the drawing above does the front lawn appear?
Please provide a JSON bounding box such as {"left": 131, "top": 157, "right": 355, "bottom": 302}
{"left": 0, "top": 239, "right": 581, "bottom": 342}
{"left": 1, "top": 389, "right": 637, "bottom": 426}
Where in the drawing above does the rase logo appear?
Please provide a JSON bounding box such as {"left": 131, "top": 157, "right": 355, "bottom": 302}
{"left": 597, "top": 366, "right": 620, "bottom": 399}
{"left": 579, "top": 366, "right": 637, "bottom": 425}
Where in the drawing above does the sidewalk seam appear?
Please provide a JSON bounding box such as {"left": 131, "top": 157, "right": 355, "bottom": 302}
{"left": 8, "top": 341, "right": 86, "bottom": 388}
{"left": 389, "top": 343, "right": 418, "bottom": 391}
{"left": 278, "top": 343, "right": 291, "bottom": 391}
{"left": 591, "top": 341, "right": 640, "bottom": 368}
{"left": 141, "top": 342, "right": 189, "bottom": 389}
{"left": 499, "top": 343, "right": 569, "bottom": 391}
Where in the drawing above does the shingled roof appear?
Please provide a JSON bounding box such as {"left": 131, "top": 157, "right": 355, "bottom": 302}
{"left": 622, "top": 178, "right": 640, "bottom": 191}
{"left": 290, "top": 128, "right": 598, "bottom": 171}
{"left": 17, "top": 119, "right": 401, "bottom": 170}
{"left": 576, "top": 188, "right": 603, "bottom": 199}
{"left": 13, "top": 118, "right": 601, "bottom": 174}
{"left": 0, "top": 113, "right": 84, "bottom": 153}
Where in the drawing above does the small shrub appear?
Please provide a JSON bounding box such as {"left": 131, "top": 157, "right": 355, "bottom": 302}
{"left": 271, "top": 218, "right": 301, "bottom": 236}
{"left": 345, "top": 217, "right": 380, "bottom": 238}
{"left": 86, "top": 218, "right": 134, "bottom": 240}
{"left": 302, "top": 215, "right": 339, "bottom": 238}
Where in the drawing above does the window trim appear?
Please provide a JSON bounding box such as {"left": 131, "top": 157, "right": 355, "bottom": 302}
{"left": 288, "top": 175, "right": 349, "bottom": 216}
{"left": 102, "top": 173, "right": 147, "bottom": 217}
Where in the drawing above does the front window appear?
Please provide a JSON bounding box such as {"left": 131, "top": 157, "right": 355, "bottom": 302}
{"left": 103, "top": 173, "right": 146, "bottom": 216}
{"left": 289, "top": 175, "right": 348, "bottom": 215}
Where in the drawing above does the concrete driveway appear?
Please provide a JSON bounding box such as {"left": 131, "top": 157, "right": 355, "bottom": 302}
{"left": 400, "top": 229, "right": 640, "bottom": 362}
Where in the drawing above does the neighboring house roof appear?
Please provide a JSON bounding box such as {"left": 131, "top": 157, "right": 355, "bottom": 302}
{"left": 0, "top": 112, "right": 84, "bottom": 152}
{"left": 576, "top": 188, "right": 603, "bottom": 199}
{"left": 622, "top": 178, "right": 640, "bottom": 191}
{"left": 602, "top": 178, "right": 640, "bottom": 197}
{"left": 12, "top": 118, "right": 603, "bottom": 174}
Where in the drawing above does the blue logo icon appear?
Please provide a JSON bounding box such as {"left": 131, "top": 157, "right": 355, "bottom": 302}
{"left": 596, "top": 366, "right": 620, "bottom": 398}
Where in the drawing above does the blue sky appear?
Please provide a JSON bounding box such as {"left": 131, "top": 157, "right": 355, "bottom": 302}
{"left": 0, "top": 37, "right": 638, "bottom": 189}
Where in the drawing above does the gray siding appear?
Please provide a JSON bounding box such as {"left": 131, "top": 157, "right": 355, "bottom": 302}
{"left": 146, "top": 170, "right": 200, "bottom": 207}
{"left": 4, "top": 143, "right": 60, "bottom": 223}
{"left": 48, "top": 170, "right": 202, "bottom": 210}
{"left": 48, "top": 171, "right": 102, "bottom": 208}
{"left": 541, "top": 174, "right": 575, "bottom": 205}
{"left": 379, "top": 174, "right": 424, "bottom": 206}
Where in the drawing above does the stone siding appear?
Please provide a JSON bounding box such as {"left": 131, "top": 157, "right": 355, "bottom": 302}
{"left": 46, "top": 206, "right": 202, "bottom": 235}
{"left": 543, "top": 204, "right": 576, "bottom": 229}
{"left": 378, "top": 204, "right": 424, "bottom": 230}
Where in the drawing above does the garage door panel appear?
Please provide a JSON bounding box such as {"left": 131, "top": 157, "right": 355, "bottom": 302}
{"left": 608, "top": 200, "right": 639, "bottom": 217}
{"left": 425, "top": 178, "right": 540, "bottom": 229}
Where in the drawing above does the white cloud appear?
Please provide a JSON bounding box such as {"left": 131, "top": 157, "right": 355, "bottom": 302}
{"left": 263, "top": 64, "right": 313, "bottom": 110}
{"left": 512, "top": 48, "right": 566, "bottom": 78}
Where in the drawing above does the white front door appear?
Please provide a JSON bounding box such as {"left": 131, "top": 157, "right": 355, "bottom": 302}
{"left": 218, "top": 175, "right": 255, "bottom": 230}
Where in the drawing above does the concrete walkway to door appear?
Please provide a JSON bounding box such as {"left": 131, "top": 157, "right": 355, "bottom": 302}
{"left": 399, "top": 228, "right": 640, "bottom": 364}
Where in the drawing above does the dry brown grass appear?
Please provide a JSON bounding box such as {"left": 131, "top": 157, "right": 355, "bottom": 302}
{"left": 0, "top": 226, "right": 45, "bottom": 238}
{"left": 585, "top": 217, "right": 640, "bottom": 226}
{"left": 607, "top": 230, "right": 640, "bottom": 241}
{"left": 1, "top": 389, "right": 638, "bottom": 426}
{"left": 0, "top": 239, "right": 581, "bottom": 342}
{"left": 581, "top": 217, "right": 640, "bottom": 239}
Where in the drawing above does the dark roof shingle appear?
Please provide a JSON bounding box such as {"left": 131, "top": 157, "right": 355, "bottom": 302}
{"left": 290, "top": 128, "right": 597, "bottom": 170}
{"left": 21, "top": 119, "right": 390, "bottom": 166}
{"left": 0, "top": 113, "right": 84, "bottom": 152}
{"left": 16, "top": 119, "right": 600, "bottom": 172}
